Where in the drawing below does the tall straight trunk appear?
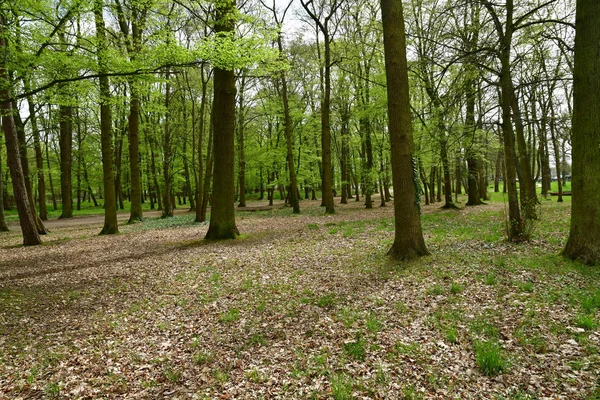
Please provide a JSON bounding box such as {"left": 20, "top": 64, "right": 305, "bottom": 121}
{"left": 320, "top": 32, "right": 334, "bottom": 214}
{"left": 429, "top": 165, "right": 435, "bottom": 203}
{"left": 94, "top": 0, "right": 118, "bottom": 234}
{"left": 128, "top": 91, "right": 143, "bottom": 222}
{"left": 76, "top": 113, "right": 82, "bottom": 211}
{"left": 381, "top": 0, "right": 429, "bottom": 260}
{"left": 549, "top": 104, "right": 563, "bottom": 202}
{"left": 114, "top": 122, "right": 124, "bottom": 209}
{"left": 44, "top": 129, "right": 57, "bottom": 210}
{"left": 0, "top": 136, "right": 9, "bottom": 231}
{"left": 0, "top": 18, "right": 41, "bottom": 244}
{"left": 59, "top": 104, "right": 73, "bottom": 218}
{"left": 483, "top": 0, "right": 524, "bottom": 240}
{"left": 455, "top": 156, "right": 462, "bottom": 196}
{"left": 205, "top": 35, "right": 238, "bottom": 240}
{"left": 439, "top": 130, "right": 455, "bottom": 208}
{"left": 340, "top": 107, "right": 350, "bottom": 205}
{"left": 182, "top": 98, "right": 195, "bottom": 211}
{"left": 114, "top": 2, "right": 147, "bottom": 223}
{"left": 25, "top": 92, "right": 48, "bottom": 220}
{"left": 195, "top": 67, "right": 208, "bottom": 222}
{"left": 563, "top": 0, "right": 600, "bottom": 264}
{"left": 278, "top": 36, "right": 300, "bottom": 213}
{"left": 465, "top": 87, "right": 483, "bottom": 205}
{"left": 149, "top": 134, "right": 162, "bottom": 211}
{"left": 14, "top": 106, "right": 47, "bottom": 233}
{"left": 162, "top": 76, "right": 173, "bottom": 218}
{"left": 237, "top": 74, "right": 247, "bottom": 208}
{"left": 479, "top": 160, "right": 489, "bottom": 200}
{"left": 510, "top": 81, "right": 538, "bottom": 219}
{"left": 200, "top": 107, "right": 214, "bottom": 222}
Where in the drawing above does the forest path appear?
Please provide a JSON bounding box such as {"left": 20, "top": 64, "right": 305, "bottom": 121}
{"left": 7, "top": 200, "right": 282, "bottom": 230}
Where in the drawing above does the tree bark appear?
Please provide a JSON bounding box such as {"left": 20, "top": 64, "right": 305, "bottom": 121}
{"left": 195, "top": 66, "right": 208, "bottom": 222}
{"left": 94, "top": 0, "right": 119, "bottom": 234}
{"left": 381, "top": 0, "right": 429, "bottom": 260}
{"left": 205, "top": 0, "right": 239, "bottom": 239}
{"left": 563, "top": 0, "right": 600, "bottom": 264}
{"left": 0, "top": 17, "right": 41, "bottom": 245}
{"left": 0, "top": 136, "right": 9, "bottom": 231}
{"left": 162, "top": 75, "right": 173, "bottom": 218}
{"left": 237, "top": 74, "right": 247, "bottom": 208}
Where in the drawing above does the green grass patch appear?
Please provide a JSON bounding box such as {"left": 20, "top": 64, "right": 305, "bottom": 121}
{"left": 474, "top": 340, "right": 506, "bottom": 376}
{"left": 218, "top": 308, "right": 240, "bottom": 324}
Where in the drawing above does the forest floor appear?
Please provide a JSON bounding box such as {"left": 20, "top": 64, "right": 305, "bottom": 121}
{"left": 0, "top": 194, "right": 599, "bottom": 399}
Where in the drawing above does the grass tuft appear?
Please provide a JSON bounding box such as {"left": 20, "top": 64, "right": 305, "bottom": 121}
{"left": 474, "top": 340, "right": 506, "bottom": 376}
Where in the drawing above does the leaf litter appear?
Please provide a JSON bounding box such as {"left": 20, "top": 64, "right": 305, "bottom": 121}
{"left": 0, "top": 198, "right": 598, "bottom": 399}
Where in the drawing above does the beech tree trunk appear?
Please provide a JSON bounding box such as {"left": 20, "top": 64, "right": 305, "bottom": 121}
{"left": 162, "top": 76, "right": 173, "bottom": 218}
{"left": 59, "top": 104, "right": 73, "bottom": 218}
{"left": 195, "top": 66, "right": 208, "bottom": 222}
{"left": 94, "top": 0, "right": 119, "bottom": 234}
{"left": 0, "top": 136, "right": 9, "bottom": 231}
{"left": 563, "top": 0, "right": 600, "bottom": 264}
{"left": 237, "top": 74, "right": 247, "bottom": 208}
{"left": 381, "top": 0, "right": 429, "bottom": 260}
{"left": 0, "top": 17, "right": 40, "bottom": 244}
{"left": 205, "top": 0, "right": 239, "bottom": 239}
{"left": 14, "top": 107, "right": 47, "bottom": 234}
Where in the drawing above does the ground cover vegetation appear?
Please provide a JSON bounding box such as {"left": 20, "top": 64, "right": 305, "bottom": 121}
{"left": 1, "top": 197, "right": 600, "bottom": 398}
{"left": 1, "top": 0, "right": 600, "bottom": 397}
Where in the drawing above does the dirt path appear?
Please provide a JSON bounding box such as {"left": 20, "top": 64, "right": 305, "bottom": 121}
{"left": 8, "top": 200, "right": 282, "bottom": 230}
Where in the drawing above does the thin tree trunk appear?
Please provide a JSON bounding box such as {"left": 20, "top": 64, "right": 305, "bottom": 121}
{"left": 195, "top": 66, "right": 208, "bottom": 222}
{"left": 0, "top": 136, "right": 9, "bottom": 231}
{"left": 58, "top": 104, "right": 73, "bottom": 218}
{"left": 162, "top": 75, "right": 173, "bottom": 218}
{"left": 13, "top": 105, "right": 47, "bottom": 233}
{"left": 237, "top": 74, "right": 247, "bottom": 208}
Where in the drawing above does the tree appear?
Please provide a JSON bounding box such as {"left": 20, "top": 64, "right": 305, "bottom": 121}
{"left": 563, "top": 0, "right": 600, "bottom": 264}
{"left": 94, "top": 0, "right": 119, "bottom": 235}
{"left": 205, "top": 0, "right": 239, "bottom": 240}
{"left": 0, "top": 135, "right": 9, "bottom": 231}
{"left": 380, "top": 0, "right": 429, "bottom": 260}
{"left": 0, "top": 14, "right": 41, "bottom": 245}
{"left": 300, "top": 0, "right": 341, "bottom": 214}
{"left": 114, "top": 0, "right": 151, "bottom": 223}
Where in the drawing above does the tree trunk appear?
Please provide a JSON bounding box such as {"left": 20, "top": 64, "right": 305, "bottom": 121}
{"left": 563, "top": 0, "right": 600, "bottom": 264}
{"left": 44, "top": 129, "right": 57, "bottom": 210}
{"left": 237, "top": 74, "right": 247, "bottom": 208}
{"left": 14, "top": 106, "right": 47, "bottom": 233}
{"left": 0, "top": 17, "right": 41, "bottom": 244}
{"left": 162, "top": 75, "right": 173, "bottom": 218}
{"left": 206, "top": 0, "right": 239, "bottom": 240}
{"left": 94, "top": 0, "right": 119, "bottom": 234}
{"left": 59, "top": 104, "right": 73, "bottom": 218}
{"left": 195, "top": 66, "right": 208, "bottom": 222}
{"left": 0, "top": 136, "right": 9, "bottom": 231}
{"left": 200, "top": 108, "right": 214, "bottom": 223}
{"left": 278, "top": 36, "right": 300, "bottom": 214}
{"left": 127, "top": 91, "right": 143, "bottom": 222}
{"left": 25, "top": 93, "right": 48, "bottom": 220}
{"left": 381, "top": 0, "right": 429, "bottom": 260}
